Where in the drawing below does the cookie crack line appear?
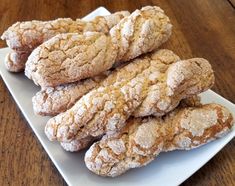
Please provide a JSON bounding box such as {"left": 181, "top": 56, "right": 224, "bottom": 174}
{"left": 1, "top": 4, "right": 234, "bottom": 180}
{"left": 44, "top": 49, "right": 214, "bottom": 147}
{"left": 32, "top": 73, "right": 108, "bottom": 116}
{"left": 25, "top": 6, "right": 172, "bottom": 87}
{"left": 1, "top": 11, "right": 130, "bottom": 72}
{"left": 84, "top": 103, "right": 234, "bottom": 177}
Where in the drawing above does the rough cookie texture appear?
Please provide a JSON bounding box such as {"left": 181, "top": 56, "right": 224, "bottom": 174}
{"left": 25, "top": 6, "right": 172, "bottom": 87}
{"left": 44, "top": 49, "right": 214, "bottom": 144}
{"left": 25, "top": 32, "right": 117, "bottom": 86}
{"left": 4, "top": 50, "right": 30, "bottom": 72}
{"left": 110, "top": 6, "right": 172, "bottom": 63}
{"left": 32, "top": 70, "right": 200, "bottom": 116}
{"left": 32, "top": 72, "right": 109, "bottom": 116}
{"left": 133, "top": 57, "right": 214, "bottom": 117}
{"left": 179, "top": 95, "right": 201, "bottom": 108}
{"left": 1, "top": 11, "right": 130, "bottom": 72}
{"left": 60, "top": 136, "right": 95, "bottom": 152}
{"left": 59, "top": 95, "right": 201, "bottom": 152}
{"left": 1, "top": 11, "right": 129, "bottom": 51}
{"left": 84, "top": 103, "right": 234, "bottom": 177}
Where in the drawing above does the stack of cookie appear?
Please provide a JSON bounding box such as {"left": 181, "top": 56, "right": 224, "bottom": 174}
{"left": 1, "top": 6, "right": 234, "bottom": 177}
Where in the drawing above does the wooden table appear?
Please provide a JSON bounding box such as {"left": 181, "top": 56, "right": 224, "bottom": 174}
{"left": 0, "top": 0, "right": 234, "bottom": 185}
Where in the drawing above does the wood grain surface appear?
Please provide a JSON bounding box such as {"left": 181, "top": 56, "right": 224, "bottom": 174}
{"left": 0, "top": 0, "right": 234, "bottom": 185}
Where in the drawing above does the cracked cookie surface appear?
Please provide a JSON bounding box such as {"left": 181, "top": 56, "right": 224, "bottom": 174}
{"left": 58, "top": 95, "right": 201, "bottom": 152}
{"left": 25, "top": 6, "right": 172, "bottom": 87}
{"left": 44, "top": 49, "right": 214, "bottom": 144}
{"left": 4, "top": 51, "right": 30, "bottom": 72}
{"left": 25, "top": 32, "right": 117, "bottom": 87}
{"left": 84, "top": 103, "right": 233, "bottom": 177}
{"left": 1, "top": 11, "right": 129, "bottom": 51}
{"left": 33, "top": 72, "right": 110, "bottom": 116}
{"left": 110, "top": 6, "right": 172, "bottom": 63}
{"left": 60, "top": 136, "right": 95, "bottom": 152}
{"left": 1, "top": 11, "right": 129, "bottom": 72}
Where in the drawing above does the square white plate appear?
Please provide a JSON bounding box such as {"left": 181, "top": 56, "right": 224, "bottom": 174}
{"left": 0, "top": 7, "right": 234, "bottom": 186}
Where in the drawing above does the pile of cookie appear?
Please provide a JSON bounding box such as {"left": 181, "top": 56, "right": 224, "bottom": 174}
{"left": 1, "top": 6, "right": 234, "bottom": 177}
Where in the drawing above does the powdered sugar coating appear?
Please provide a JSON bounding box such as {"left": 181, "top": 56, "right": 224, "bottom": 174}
{"left": 44, "top": 49, "right": 214, "bottom": 145}
{"left": 107, "top": 139, "right": 126, "bottom": 155}
{"left": 4, "top": 51, "right": 30, "bottom": 72}
{"left": 60, "top": 136, "right": 94, "bottom": 152}
{"left": 180, "top": 109, "right": 218, "bottom": 136}
{"left": 110, "top": 6, "right": 172, "bottom": 63}
{"left": 55, "top": 96, "right": 201, "bottom": 151}
{"left": 135, "top": 120, "right": 160, "bottom": 148}
{"left": 1, "top": 11, "right": 130, "bottom": 50}
{"left": 25, "top": 32, "right": 117, "bottom": 87}
{"left": 1, "top": 11, "right": 130, "bottom": 72}
{"left": 32, "top": 72, "right": 109, "bottom": 116}
{"left": 84, "top": 103, "right": 233, "bottom": 177}
{"left": 25, "top": 6, "right": 172, "bottom": 87}
{"left": 134, "top": 57, "right": 214, "bottom": 117}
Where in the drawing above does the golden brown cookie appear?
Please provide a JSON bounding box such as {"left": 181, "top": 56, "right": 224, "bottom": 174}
{"left": 59, "top": 95, "right": 202, "bottom": 152}
{"left": 85, "top": 103, "right": 233, "bottom": 177}
{"left": 25, "top": 6, "right": 172, "bottom": 87}
{"left": 44, "top": 49, "right": 214, "bottom": 145}
{"left": 1, "top": 11, "right": 129, "bottom": 72}
{"left": 32, "top": 72, "right": 110, "bottom": 116}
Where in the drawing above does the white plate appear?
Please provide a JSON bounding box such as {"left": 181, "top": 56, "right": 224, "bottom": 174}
{"left": 0, "top": 7, "right": 234, "bottom": 186}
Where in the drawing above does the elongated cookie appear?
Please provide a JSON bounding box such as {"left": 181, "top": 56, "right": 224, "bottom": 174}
{"left": 1, "top": 11, "right": 129, "bottom": 72}
{"left": 60, "top": 136, "right": 95, "bottom": 152}
{"left": 4, "top": 50, "right": 30, "bottom": 72}
{"left": 1, "top": 11, "right": 129, "bottom": 51}
{"left": 32, "top": 72, "right": 110, "bottom": 116}
{"left": 110, "top": 6, "right": 172, "bottom": 63}
{"left": 60, "top": 95, "right": 202, "bottom": 152}
{"left": 44, "top": 49, "right": 214, "bottom": 144}
{"left": 85, "top": 103, "right": 234, "bottom": 177}
{"left": 32, "top": 66, "right": 201, "bottom": 117}
{"left": 25, "top": 6, "right": 172, "bottom": 87}
{"left": 25, "top": 31, "right": 117, "bottom": 86}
